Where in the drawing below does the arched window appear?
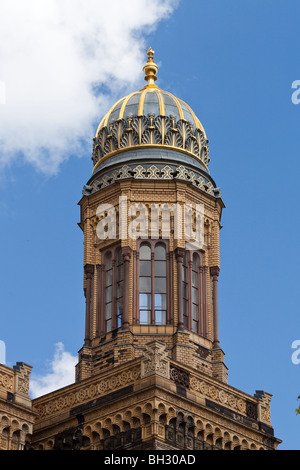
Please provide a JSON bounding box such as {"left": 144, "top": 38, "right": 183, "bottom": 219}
{"left": 104, "top": 246, "right": 124, "bottom": 333}
{"left": 138, "top": 241, "right": 168, "bottom": 325}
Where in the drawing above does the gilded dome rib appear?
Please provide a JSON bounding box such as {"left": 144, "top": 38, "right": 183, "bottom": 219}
{"left": 138, "top": 88, "right": 148, "bottom": 116}
{"left": 155, "top": 89, "right": 165, "bottom": 116}
{"left": 104, "top": 97, "right": 125, "bottom": 127}
{"left": 119, "top": 92, "right": 139, "bottom": 120}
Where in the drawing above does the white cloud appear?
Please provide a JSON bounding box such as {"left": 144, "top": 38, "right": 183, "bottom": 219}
{"left": 29, "top": 342, "right": 77, "bottom": 398}
{"left": 0, "top": 0, "right": 177, "bottom": 174}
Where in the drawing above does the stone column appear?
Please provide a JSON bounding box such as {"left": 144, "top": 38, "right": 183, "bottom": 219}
{"left": 122, "top": 247, "right": 132, "bottom": 330}
{"left": 84, "top": 264, "right": 94, "bottom": 345}
{"left": 187, "top": 254, "right": 193, "bottom": 331}
{"left": 175, "top": 248, "right": 185, "bottom": 331}
{"left": 202, "top": 266, "right": 208, "bottom": 337}
{"left": 210, "top": 266, "right": 220, "bottom": 348}
{"left": 96, "top": 265, "right": 104, "bottom": 336}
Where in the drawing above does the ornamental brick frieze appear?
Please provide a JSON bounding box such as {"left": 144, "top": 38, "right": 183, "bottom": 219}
{"left": 15, "top": 373, "right": 30, "bottom": 396}
{"left": 31, "top": 343, "right": 274, "bottom": 450}
{"left": 141, "top": 341, "right": 170, "bottom": 379}
{"left": 254, "top": 390, "right": 272, "bottom": 423}
{"left": 33, "top": 363, "right": 141, "bottom": 419}
{"left": 0, "top": 371, "right": 14, "bottom": 393}
{"left": 0, "top": 363, "right": 32, "bottom": 410}
{"left": 189, "top": 374, "right": 264, "bottom": 423}
{"left": 32, "top": 378, "right": 276, "bottom": 450}
{"left": 260, "top": 405, "right": 271, "bottom": 423}
{"left": 170, "top": 364, "right": 190, "bottom": 389}
{"left": 84, "top": 162, "right": 217, "bottom": 197}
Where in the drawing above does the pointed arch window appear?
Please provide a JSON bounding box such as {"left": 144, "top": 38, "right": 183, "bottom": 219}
{"left": 138, "top": 241, "right": 168, "bottom": 325}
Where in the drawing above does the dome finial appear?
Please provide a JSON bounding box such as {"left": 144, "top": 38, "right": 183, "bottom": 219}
{"left": 143, "top": 47, "right": 158, "bottom": 87}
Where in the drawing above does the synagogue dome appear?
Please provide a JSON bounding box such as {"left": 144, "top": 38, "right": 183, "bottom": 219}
{"left": 92, "top": 48, "right": 210, "bottom": 175}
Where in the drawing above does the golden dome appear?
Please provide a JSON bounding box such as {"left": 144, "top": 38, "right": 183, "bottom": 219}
{"left": 92, "top": 49, "right": 209, "bottom": 173}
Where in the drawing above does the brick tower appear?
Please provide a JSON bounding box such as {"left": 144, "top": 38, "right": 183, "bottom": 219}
{"left": 31, "top": 49, "right": 281, "bottom": 450}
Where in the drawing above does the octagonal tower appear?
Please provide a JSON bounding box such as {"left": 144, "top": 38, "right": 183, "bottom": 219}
{"left": 31, "top": 50, "right": 281, "bottom": 451}
{"left": 76, "top": 48, "right": 226, "bottom": 383}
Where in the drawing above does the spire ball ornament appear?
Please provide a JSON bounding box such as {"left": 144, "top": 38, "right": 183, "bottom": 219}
{"left": 143, "top": 47, "right": 158, "bottom": 86}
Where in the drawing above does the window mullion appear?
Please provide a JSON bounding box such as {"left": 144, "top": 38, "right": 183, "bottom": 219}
{"left": 112, "top": 256, "right": 117, "bottom": 330}
{"left": 166, "top": 251, "right": 171, "bottom": 324}
{"left": 151, "top": 249, "right": 155, "bottom": 325}
{"left": 198, "top": 265, "right": 203, "bottom": 336}
{"left": 188, "top": 252, "right": 193, "bottom": 331}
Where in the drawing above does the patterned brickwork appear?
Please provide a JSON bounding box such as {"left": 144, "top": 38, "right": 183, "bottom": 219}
{"left": 0, "top": 363, "right": 35, "bottom": 450}
{"left": 31, "top": 342, "right": 280, "bottom": 450}
{"left": 76, "top": 176, "right": 225, "bottom": 383}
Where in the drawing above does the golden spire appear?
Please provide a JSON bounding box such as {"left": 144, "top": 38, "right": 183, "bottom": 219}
{"left": 143, "top": 47, "right": 158, "bottom": 87}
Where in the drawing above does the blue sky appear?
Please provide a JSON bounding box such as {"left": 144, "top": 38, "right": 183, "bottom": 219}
{"left": 0, "top": 0, "right": 299, "bottom": 450}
